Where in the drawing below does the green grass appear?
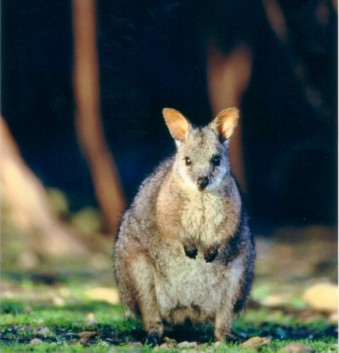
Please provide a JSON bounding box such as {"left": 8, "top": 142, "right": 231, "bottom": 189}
{"left": 0, "top": 277, "right": 337, "bottom": 352}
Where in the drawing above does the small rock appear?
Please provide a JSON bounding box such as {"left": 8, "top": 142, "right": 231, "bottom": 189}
{"left": 153, "top": 343, "right": 170, "bottom": 351}
{"left": 240, "top": 336, "right": 271, "bottom": 350}
{"left": 126, "top": 342, "right": 143, "bottom": 347}
{"left": 163, "top": 336, "right": 177, "bottom": 345}
{"left": 303, "top": 283, "right": 338, "bottom": 312}
{"left": 278, "top": 343, "right": 315, "bottom": 353}
{"left": 30, "top": 338, "right": 43, "bottom": 345}
{"left": 177, "top": 341, "right": 198, "bottom": 348}
{"left": 34, "top": 327, "right": 55, "bottom": 338}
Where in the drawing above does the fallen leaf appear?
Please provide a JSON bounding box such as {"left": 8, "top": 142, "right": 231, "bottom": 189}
{"left": 79, "top": 333, "right": 97, "bottom": 346}
{"left": 80, "top": 337, "right": 91, "bottom": 346}
{"left": 240, "top": 336, "right": 271, "bottom": 350}
{"left": 84, "top": 287, "right": 120, "bottom": 304}
{"left": 278, "top": 343, "right": 315, "bottom": 353}
{"left": 303, "top": 283, "right": 338, "bottom": 312}
{"left": 78, "top": 331, "right": 97, "bottom": 339}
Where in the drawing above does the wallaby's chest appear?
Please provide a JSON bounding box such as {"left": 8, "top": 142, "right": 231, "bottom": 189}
{"left": 156, "top": 179, "right": 241, "bottom": 246}
{"left": 180, "top": 195, "right": 226, "bottom": 243}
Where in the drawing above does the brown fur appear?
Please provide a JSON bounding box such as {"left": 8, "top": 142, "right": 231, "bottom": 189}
{"left": 114, "top": 108, "right": 255, "bottom": 342}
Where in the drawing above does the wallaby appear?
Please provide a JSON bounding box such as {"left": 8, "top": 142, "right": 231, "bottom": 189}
{"left": 114, "top": 107, "right": 255, "bottom": 345}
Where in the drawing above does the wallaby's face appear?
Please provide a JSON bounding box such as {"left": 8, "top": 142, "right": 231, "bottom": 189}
{"left": 174, "top": 127, "right": 229, "bottom": 191}
{"left": 163, "top": 108, "right": 239, "bottom": 192}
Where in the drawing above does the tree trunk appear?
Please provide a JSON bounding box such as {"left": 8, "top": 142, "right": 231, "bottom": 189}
{"left": 72, "top": 0, "right": 125, "bottom": 236}
{"left": 207, "top": 43, "right": 252, "bottom": 191}
{"left": 1, "top": 117, "right": 88, "bottom": 260}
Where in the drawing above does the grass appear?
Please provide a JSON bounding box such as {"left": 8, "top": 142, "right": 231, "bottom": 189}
{"left": 0, "top": 275, "right": 337, "bottom": 353}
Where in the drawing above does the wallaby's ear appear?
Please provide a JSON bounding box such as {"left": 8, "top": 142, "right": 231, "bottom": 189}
{"left": 163, "top": 108, "right": 190, "bottom": 143}
{"left": 210, "top": 107, "right": 239, "bottom": 141}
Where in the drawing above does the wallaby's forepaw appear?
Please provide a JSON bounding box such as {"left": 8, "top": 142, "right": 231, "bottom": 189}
{"left": 204, "top": 244, "right": 219, "bottom": 262}
{"left": 184, "top": 245, "right": 198, "bottom": 259}
{"left": 143, "top": 332, "right": 162, "bottom": 346}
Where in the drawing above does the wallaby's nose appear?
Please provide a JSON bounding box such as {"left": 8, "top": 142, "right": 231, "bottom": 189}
{"left": 197, "top": 176, "right": 209, "bottom": 190}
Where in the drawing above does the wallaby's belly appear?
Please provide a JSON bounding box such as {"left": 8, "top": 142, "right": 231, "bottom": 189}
{"left": 154, "top": 251, "right": 242, "bottom": 325}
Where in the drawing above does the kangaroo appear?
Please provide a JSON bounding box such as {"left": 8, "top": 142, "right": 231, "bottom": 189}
{"left": 114, "top": 107, "right": 255, "bottom": 345}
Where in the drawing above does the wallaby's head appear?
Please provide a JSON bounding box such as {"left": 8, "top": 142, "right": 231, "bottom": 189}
{"left": 163, "top": 108, "right": 239, "bottom": 192}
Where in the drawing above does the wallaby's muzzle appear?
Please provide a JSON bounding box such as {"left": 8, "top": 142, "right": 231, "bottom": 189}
{"left": 197, "top": 176, "right": 209, "bottom": 190}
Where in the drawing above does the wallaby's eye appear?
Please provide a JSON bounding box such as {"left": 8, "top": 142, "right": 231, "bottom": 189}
{"left": 211, "top": 155, "right": 221, "bottom": 167}
{"left": 184, "top": 157, "right": 192, "bottom": 166}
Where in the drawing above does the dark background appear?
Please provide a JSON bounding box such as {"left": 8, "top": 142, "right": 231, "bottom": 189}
{"left": 2, "top": 0, "right": 337, "bottom": 230}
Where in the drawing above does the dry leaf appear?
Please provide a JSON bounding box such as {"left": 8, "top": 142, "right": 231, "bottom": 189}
{"left": 303, "top": 283, "right": 338, "bottom": 312}
{"left": 240, "top": 336, "right": 271, "bottom": 349}
{"left": 78, "top": 331, "right": 97, "bottom": 339}
{"left": 84, "top": 287, "right": 120, "bottom": 304}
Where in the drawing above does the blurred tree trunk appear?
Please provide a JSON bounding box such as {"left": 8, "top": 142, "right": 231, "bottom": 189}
{"left": 207, "top": 43, "right": 252, "bottom": 191}
{"left": 72, "top": 0, "right": 125, "bottom": 236}
{"left": 0, "top": 117, "right": 88, "bottom": 260}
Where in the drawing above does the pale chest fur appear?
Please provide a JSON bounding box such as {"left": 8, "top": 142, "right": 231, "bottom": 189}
{"left": 181, "top": 193, "right": 232, "bottom": 244}
{"left": 156, "top": 179, "right": 241, "bottom": 247}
